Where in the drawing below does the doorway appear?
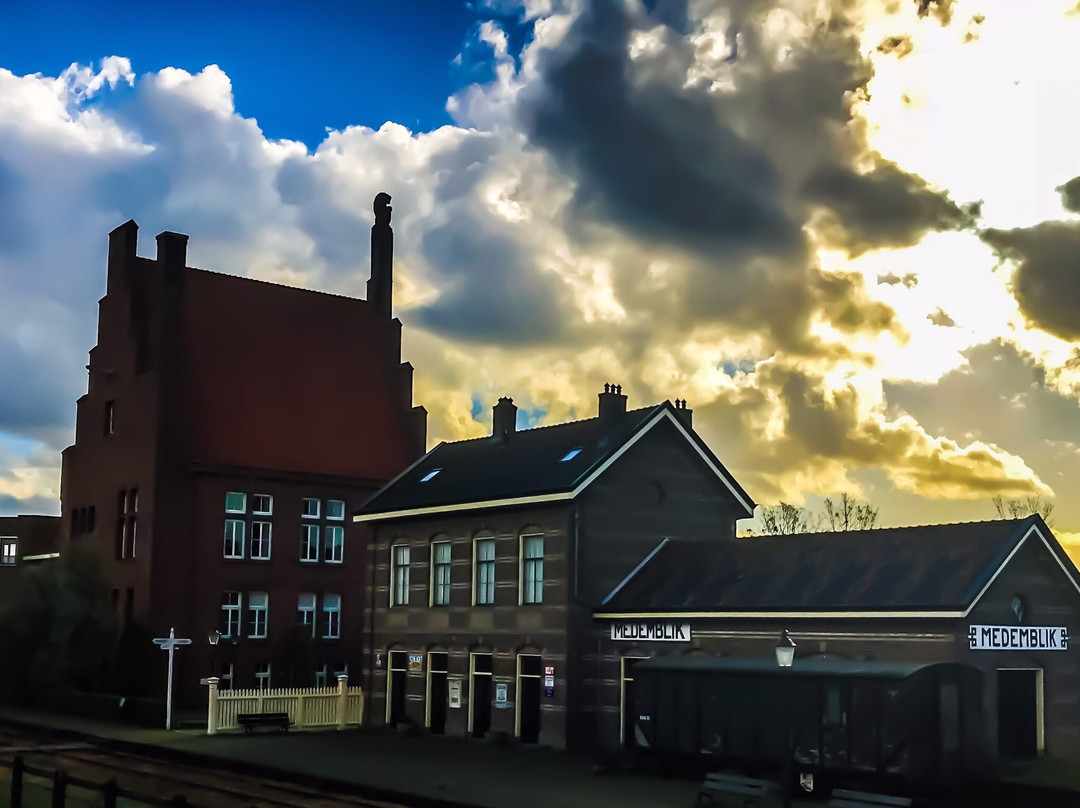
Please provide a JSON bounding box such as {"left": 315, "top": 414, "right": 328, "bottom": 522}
{"left": 470, "top": 653, "right": 493, "bottom": 739}
{"left": 998, "top": 668, "right": 1043, "bottom": 760}
{"left": 386, "top": 650, "right": 408, "bottom": 727}
{"left": 516, "top": 654, "right": 542, "bottom": 744}
{"left": 427, "top": 651, "right": 449, "bottom": 734}
{"left": 621, "top": 656, "right": 648, "bottom": 751}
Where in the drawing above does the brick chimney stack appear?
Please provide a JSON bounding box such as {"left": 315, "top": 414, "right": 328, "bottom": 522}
{"left": 598, "top": 383, "right": 627, "bottom": 424}
{"left": 492, "top": 397, "right": 517, "bottom": 439}
{"left": 367, "top": 192, "right": 393, "bottom": 318}
{"left": 673, "top": 398, "right": 693, "bottom": 429}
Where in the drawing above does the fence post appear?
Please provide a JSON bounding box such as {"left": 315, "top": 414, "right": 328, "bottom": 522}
{"left": 205, "top": 676, "right": 220, "bottom": 735}
{"left": 297, "top": 692, "right": 307, "bottom": 730}
{"left": 51, "top": 770, "right": 66, "bottom": 808}
{"left": 337, "top": 674, "right": 348, "bottom": 730}
{"left": 11, "top": 755, "right": 23, "bottom": 808}
{"left": 103, "top": 779, "right": 119, "bottom": 808}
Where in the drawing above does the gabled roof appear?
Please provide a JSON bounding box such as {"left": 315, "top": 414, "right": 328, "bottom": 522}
{"left": 354, "top": 402, "right": 755, "bottom": 522}
{"left": 596, "top": 516, "right": 1080, "bottom": 618}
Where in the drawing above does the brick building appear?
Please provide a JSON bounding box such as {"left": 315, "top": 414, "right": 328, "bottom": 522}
{"left": 352, "top": 387, "right": 754, "bottom": 747}
{"left": 0, "top": 515, "right": 62, "bottom": 602}
{"left": 61, "top": 193, "right": 425, "bottom": 705}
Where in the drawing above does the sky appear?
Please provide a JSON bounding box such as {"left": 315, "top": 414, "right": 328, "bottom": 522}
{"left": 2, "top": 0, "right": 1080, "bottom": 551}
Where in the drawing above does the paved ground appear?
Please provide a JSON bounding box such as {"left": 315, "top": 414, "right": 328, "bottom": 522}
{"left": 0, "top": 704, "right": 720, "bottom": 808}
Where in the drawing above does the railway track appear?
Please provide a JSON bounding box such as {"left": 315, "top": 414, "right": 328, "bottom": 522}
{"left": 0, "top": 727, "right": 421, "bottom": 808}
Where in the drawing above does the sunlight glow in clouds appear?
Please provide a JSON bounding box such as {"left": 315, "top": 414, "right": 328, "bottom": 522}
{"left": 1, "top": 0, "right": 1079, "bottom": 552}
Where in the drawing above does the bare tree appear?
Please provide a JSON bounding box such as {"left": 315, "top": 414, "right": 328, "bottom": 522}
{"left": 758, "top": 502, "right": 821, "bottom": 535}
{"left": 992, "top": 495, "right": 1054, "bottom": 527}
{"left": 823, "top": 492, "right": 879, "bottom": 532}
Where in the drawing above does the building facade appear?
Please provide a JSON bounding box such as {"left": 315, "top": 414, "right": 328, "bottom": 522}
{"left": 0, "top": 514, "right": 62, "bottom": 601}
{"left": 60, "top": 194, "right": 426, "bottom": 705}
{"left": 353, "top": 388, "right": 754, "bottom": 748}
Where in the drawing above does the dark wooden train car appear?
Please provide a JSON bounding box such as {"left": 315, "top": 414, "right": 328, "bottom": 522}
{"left": 629, "top": 656, "right": 990, "bottom": 792}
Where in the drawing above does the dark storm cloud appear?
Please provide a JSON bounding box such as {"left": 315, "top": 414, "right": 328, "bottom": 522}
{"left": 0, "top": 157, "right": 32, "bottom": 255}
{"left": 0, "top": 494, "right": 57, "bottom": 516}
{"left": 877, "top": 35, "right": 914, "bottom": 58}
{"left": 415, "top": 207, "right": 571, "bottom": 344}
{"left": 0, "top": 333, "right": 74, "bottom": 432}
{"left": 517, "top": 0, "right": 802, "bottom": 258}
{"left": 801, "top": 159, "right": 977, "bottom": 256}
{"left": 982, "top": 185, "right": 1080, "bottom": 340}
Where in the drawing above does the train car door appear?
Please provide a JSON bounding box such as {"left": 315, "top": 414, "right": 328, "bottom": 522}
{"left": 621, "top": 656, "right": 648, "bottom": 751}
{"left": 997, "top": 668, "right": 1043, "bottom": 760}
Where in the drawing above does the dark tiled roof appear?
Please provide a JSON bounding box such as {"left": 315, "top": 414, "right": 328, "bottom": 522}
{"left": 602, "top": 516, "right": 1064, "bottom": 613}
{"left": 357, "top": 402, "right": 754, "bottom": 518}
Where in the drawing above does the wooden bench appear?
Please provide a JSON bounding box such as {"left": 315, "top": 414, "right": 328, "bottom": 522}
{"left": 828, "top": 788, "right": 913, "bottom": 808}
{"left": 237, "top": 712, "right": 292, "bottom": 734}
{"left": 697, "top": 772, "right": 778, "bottom": 806}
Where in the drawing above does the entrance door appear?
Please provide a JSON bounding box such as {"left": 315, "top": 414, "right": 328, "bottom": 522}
{"left": 427, "top": 652, "right": 449, "bottom": 734}
{"left": 516, "top": 654, "right": 542, "bottom": 744}
{"left": 387, "top": 651, "right": 408, "bottom": 727}
{"left": 998, "top": 669, "right": 1041, "bottom": 760}
{"left": 621, "top": 657, "right": 648, "bottom": 751}
{"left": 470, "top": 653, "right": 493, "bottom": 739}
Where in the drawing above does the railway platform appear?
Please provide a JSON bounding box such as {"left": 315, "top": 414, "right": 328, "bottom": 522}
{"left": 0, "top": 703, "right": 713, "bottom": 808}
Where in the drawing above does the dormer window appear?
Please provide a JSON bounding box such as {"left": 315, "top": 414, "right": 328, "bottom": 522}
{"left": 420, "top": 469, "right": 442, "bottom": 483}
{"left": 560, "top": 447, "right": 583, "bottom": 462}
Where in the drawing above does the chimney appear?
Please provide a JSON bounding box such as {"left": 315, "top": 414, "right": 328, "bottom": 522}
{"left": 107, "top": 220, "right": 138, "bottom": 294}
{"left": 673, "top": 398, "right": 693, "bottom": 429}
{"left": 598, "top": 383, "right": 627, "bottom": 424}
{"left": 492, "top": 397, "right": 517, "bottom": 439}
{"left": 367, "top": 191, "right": 394, "bottom": 318}
{"left": 155, "top": 231, "right": 189, "bottom": 273}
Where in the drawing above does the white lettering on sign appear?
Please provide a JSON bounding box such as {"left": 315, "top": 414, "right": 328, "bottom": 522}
{"left": 968, "top": 624, "right": 1068, "bottom": 651}
{"left": 609, "top": 621, "right": 691, "bottom": 642}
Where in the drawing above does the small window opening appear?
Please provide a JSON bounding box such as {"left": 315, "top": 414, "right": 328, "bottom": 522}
{"left": 560, "top": 447, "right": 583, "bottom": 462}
{"left": 420, "top": 468, "right": 442, "bottom": 483}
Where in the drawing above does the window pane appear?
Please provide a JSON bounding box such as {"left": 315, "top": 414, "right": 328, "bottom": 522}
{"left": 477, "top": 539, "right": 495, "bottom": 561}
{"left": 524, "top": 536, "right": 543, "bottom": 558}
{"left": 224, "top": 519, "right": 245, "bottom": 558}
{"left": 252, "top": 494, "right": 273, "bottom": 515}
{"left": 301, "top": 524, "right": 319, "bottom": 562}
{"left": 302, "top": 498, "right": 320, "bottom": 518}
{"left": 225, "top": 492, "right": 246, "bottom": 513}
{"left": 324, "top": 525, "right": 344, "bottom": 563}
{"left": 326, "top": 499, "right": 345, "bottom": 520}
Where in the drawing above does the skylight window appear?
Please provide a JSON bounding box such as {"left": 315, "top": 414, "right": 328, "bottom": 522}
{"left": 420, "top": 468, "right": 442, "bottom": 482}
{"left": 560, "top": 447, "right": 583, "bottom": 462}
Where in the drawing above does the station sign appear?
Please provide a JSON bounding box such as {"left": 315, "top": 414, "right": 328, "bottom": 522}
{"left": 610, "top": 621, "right": 691, "bottom": 642}
{"left": 968, "top": 624, "right": 1068, "bottom": 651}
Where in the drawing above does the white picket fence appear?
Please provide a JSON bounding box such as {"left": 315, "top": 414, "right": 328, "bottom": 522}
{"left": 204, "top": 674, "right": 364, "bottom": 734}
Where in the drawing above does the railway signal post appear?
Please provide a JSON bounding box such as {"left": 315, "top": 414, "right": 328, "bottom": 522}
{"left": 153, "top": 627, "right": 192, "bottom": 730}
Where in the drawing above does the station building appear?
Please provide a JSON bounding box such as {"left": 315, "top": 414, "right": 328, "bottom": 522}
{"left": 354, "top": 390, "right": 1080, "bottom": 770}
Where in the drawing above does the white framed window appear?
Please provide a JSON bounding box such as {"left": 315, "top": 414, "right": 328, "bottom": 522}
{"left": 1, "top": 539, "right": 16, "bottom": 566}
{"left": 248, "top": 591, "right": 269, "bottom": 638}
{"left": 252, "top": 494, "right": 273, "bottom": 515}
{"left": 431, "top": 541, "right": 452, "bottom": 606}
{"left": 225, "top": 492, "right": 247, "bottom": 514}
{"left": 300, "top": 524, "right": 320, "bottom": 562}
{"left": 220, "top": 591, "right": 242, "bottom": 638}
{"left": 474, "top": 538, "right": 496, "bottom": 606}
{"left": 333, "top": 661, "right": 349, "bottom": 680}
{"left": 302, "top": 497, "right": 320, "bottom": 519}
{"left": 326, "top": 499, "right": 345, "bottom": 520}
{"left": 298, "top": 593, "right": 316, "bottom": 637}
{"left": 521, "top": 534, "right": 544, "bottom": 605}
{"left": 324, "top": 525, "right": 344, "bottom": 563}
{"left": 251, "top": 521, "right": 272, "bottom": 560}
{"left": 315, "top": 663, "right": 328, "bottom": 688}
{"left": 255, "top": 663, "right": 271, "bottom": 692}
{"left": 219, "top": 662, "right": 234, "bottom": 691}
{"left": 391, "top": 545, "right": 410, "bottom": 606}
{"left": 223, "top": 519, "right": 245, "bottom": 559}
{"left": 323, "top": 593, "right": 341, "bottom": 639}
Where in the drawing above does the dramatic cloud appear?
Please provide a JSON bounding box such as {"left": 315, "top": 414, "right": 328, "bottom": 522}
{"left": 927, "top": 307, "right": 956, "bottom": 327}
{"left": 982, "top": 178, "right": 1080, "bottom": 340}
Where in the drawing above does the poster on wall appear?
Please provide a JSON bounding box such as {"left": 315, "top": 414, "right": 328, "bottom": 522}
{"left": 495, "top": 682, "right": 509, "bottom": 708}
{"left": 544, "top": 665, "right": 555, "bottom": 697}
{"left": 408, "top": 654, "right": 423, "bottom": 671}
{"left": 968, "top": 624, "right": 1068, "bottom": 651}
{"left": 448, "top": 677, "right": 462, "bottom": 708}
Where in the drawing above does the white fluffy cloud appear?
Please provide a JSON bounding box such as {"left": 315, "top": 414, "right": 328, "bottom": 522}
{"left": 1, "top": 0, "right": 1078, "bottom": 543}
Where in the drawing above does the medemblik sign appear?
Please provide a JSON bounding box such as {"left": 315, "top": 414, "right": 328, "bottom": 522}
{"left": 968, "top": 624, "right": 1068, "bottom": 651}
{"left": 610, "top": 621, "right": 691, "bottom": 642}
